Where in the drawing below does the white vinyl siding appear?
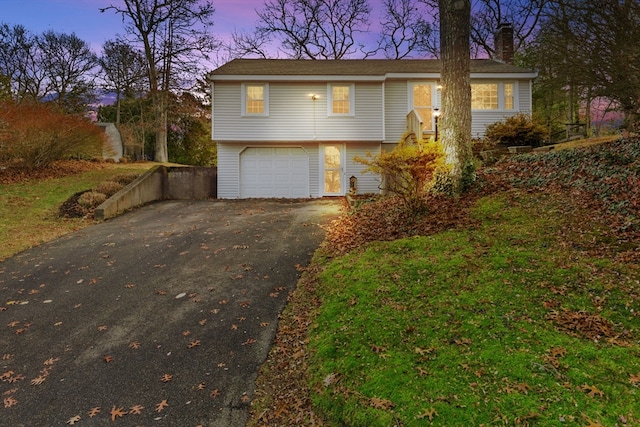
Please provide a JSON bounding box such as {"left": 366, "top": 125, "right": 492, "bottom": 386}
{"left": 384, "top": 80, "right": 408, "bottom": 143}
{"left": 212, "top": 82, "right": 383, "bottom": 142}
{"left": 346, "top": 143, "right": 382, "bottom": 194}
{"left": 217, "top": 143, "right": 240, "bottom": 198}
{"left": 518, "top": 79, "right": 532, "bottom": 112}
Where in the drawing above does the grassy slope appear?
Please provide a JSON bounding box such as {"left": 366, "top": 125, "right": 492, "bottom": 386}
{"left": 311, "top": 191, "right": 639, "bottom": 426}
{"left": 0, "top": 162, "right": 150, "bottom": 260}
{"left": 249, "top": 137, "right": 640, "bottom": 427}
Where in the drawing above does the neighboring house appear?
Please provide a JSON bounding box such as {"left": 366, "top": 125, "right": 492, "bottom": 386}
{"left": 209, "top": 25, "right": 537, "bottom": 199}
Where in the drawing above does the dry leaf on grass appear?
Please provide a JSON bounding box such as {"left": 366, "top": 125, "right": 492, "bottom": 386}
{"left": 370, "top": 397, "right": 394, "bottom": 410}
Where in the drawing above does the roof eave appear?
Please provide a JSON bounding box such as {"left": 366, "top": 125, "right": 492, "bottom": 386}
{"left": 208, "top": 71, "right": 538, "bottom": 82}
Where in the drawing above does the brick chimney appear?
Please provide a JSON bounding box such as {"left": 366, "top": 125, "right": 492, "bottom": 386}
{"left": 494, "top": 23, "right": 514, "bottom": 64}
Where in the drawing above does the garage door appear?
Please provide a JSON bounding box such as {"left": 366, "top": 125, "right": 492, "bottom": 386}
{"left": 240, "top": 147, "right": 309, "bottom": 198}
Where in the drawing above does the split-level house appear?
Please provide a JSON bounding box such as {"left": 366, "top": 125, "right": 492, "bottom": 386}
{"left": 209, "top": 24, "right": 537, "bottom": 199}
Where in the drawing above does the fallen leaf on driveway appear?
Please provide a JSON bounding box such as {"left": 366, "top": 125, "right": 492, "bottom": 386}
{"left": 155, "top": 400, "right": 169, "bottom": 412}
{"left": 66, "top": 415, "right": 81, "bottom": 425}
{"left": 110, "top": 406, "right": 127, "bottom": 421}
{"left": 4, "top": 396, "right": 18, "bottom": 408}
{"left": 129, "top": 404, "right": 144, "bottom": 414}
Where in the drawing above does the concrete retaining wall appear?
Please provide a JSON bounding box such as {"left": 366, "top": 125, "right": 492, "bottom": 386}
{"left": 94, "top": 166, "right": 217, "bottom": 220}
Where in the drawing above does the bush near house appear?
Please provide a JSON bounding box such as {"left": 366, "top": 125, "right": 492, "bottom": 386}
{"left": 355, "top": 139, "right": 449, "bottom": 213}
{"left": 0, "top": 101, "right": 105, "bottom": 168}
{"left": 484, "top": 113, "right": 548, "bottom": 147}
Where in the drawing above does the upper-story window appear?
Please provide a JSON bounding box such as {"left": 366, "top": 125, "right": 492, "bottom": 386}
{"left": 242, "top": 83, "right": 269, "bottom": 116}
{"left": 471, "top": 82, "right": 516, "bottom": 110}
{"left": 328, "top": 84, "right": 354, "bottom": 116}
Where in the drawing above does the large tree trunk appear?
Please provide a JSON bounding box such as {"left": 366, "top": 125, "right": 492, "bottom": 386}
{"left": 150, "top": 89, "right": 168, "bottom": 163}
{"left": 438, "top": 0, "right": 473, "bottom": 194}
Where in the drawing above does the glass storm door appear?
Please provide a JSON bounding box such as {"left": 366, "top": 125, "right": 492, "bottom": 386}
{"left": 412, "top": 83, "right": 435, "bottom": 132}
{"left": 322, "top": 144, "right": 343, "bottom": 195}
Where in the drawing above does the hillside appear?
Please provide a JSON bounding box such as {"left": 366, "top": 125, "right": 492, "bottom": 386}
{"left": 249, "top": 137, "right": 640, "bottom": 427}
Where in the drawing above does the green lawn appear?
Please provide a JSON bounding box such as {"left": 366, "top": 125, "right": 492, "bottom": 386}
{"left": 308, "top": 191, "right": 639, "bottom": 426}
{"left": 0, "top": 163, "right": 150, "bottom": 260}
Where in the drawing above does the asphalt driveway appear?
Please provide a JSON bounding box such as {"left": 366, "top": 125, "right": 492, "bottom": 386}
{"left": 0, "top": 199, "right": 341, "bottom": 426}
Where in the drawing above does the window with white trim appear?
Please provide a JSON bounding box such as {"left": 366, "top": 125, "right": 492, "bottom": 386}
{"left": 504, "top": 83, "right": 514, "bottom": 110}
{"left": 471, "top": 83, "right": 498, "bottom": 110}
{"left": 242, "top": 83, "right": 268, "bottom": 115}
{"left": 328, "top": 84, "right": 354, "bottom": 115}
{"left": 471, "top": 82, "right": 516, "bottom": 111}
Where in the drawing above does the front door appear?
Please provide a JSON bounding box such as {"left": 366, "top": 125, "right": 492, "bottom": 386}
{"left": 322, "top": 144, "right": 344, "bottom": 196}
{"left": 411, "top": 82, "right": 436, "bottom": 133}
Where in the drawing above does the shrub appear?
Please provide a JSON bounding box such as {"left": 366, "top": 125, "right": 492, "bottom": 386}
{"left": 94, "top": 181, "right": 124, "bottom": 197}
{"left": 77, "top": 191, "right": 107, "bottom": 209}
{"left": 485, "top": 113, "right": 548, "bottom": 147}
{"left": 355, "top": 138, "right": 449, "bottom": 213}
{"left": 110, "top": 173, "right": 140, "bottom": 185}
{"left": 0, "top": 101, "right": 105, "bottom": 168}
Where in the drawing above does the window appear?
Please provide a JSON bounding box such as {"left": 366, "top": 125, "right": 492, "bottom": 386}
{"left": 504, "top": 83, "right": 514, "bottom": 110}
{"left": 329, "top": 84, "right": 354, "bottom": 115}
{"left": 471, "top": 82, "right": 516, "bottom": 110}
{"left": 471, "top": 84, "right": 498, "bottom": 110}
{"left": 242, "top": 83, "right": 268, "bottom": 115}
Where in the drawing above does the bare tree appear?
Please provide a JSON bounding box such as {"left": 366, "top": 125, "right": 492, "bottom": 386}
{"left": 470, "top": 0, "right": 547, "bottom": 59}
{"left": 438, "top": 0, "right": 473, "bottom": 193}
{"left": 100, "top": 39, "right": 148, "bottom": 124}
{"left": 0, "top": 24, "right": 46, "bottom": 102}
{"left": 228, "top": 29, "right": 272, "bottom": 59}
{"left": 252, "top": 0, "right": 373, "bottom": 59}
{"left": 101, "top": 0, "right": 218, "bottom": 162}
{"left": 38, "top": 30, "right": 98, "bottom": 113}
{"left": 377, "top": 0, "right": 438, "bottom": 58}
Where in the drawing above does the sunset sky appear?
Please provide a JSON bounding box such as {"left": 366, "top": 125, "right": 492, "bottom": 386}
{"left": 1, "top": 0, "right": 268, "bottom": 55}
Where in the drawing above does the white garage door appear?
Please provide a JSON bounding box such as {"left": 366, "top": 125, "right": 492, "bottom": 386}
{"left": 240, "top": 147, "right": 309, "bottom": 198}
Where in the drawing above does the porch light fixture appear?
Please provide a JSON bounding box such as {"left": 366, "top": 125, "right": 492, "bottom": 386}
{"left": 433, "top": 108, "right": 441, "bottom": 141}
{"left": 311, "top": 94, "right": 318, "bottom": 139}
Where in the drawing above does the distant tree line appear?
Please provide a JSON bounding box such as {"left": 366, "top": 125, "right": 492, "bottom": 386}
{"left": 1, "top": 0, "right": 639, "bottom": 165}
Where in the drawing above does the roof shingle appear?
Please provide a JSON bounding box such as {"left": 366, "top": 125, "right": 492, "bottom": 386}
{"left": 209, "top": 58, "right": 535, "bottom": 77}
